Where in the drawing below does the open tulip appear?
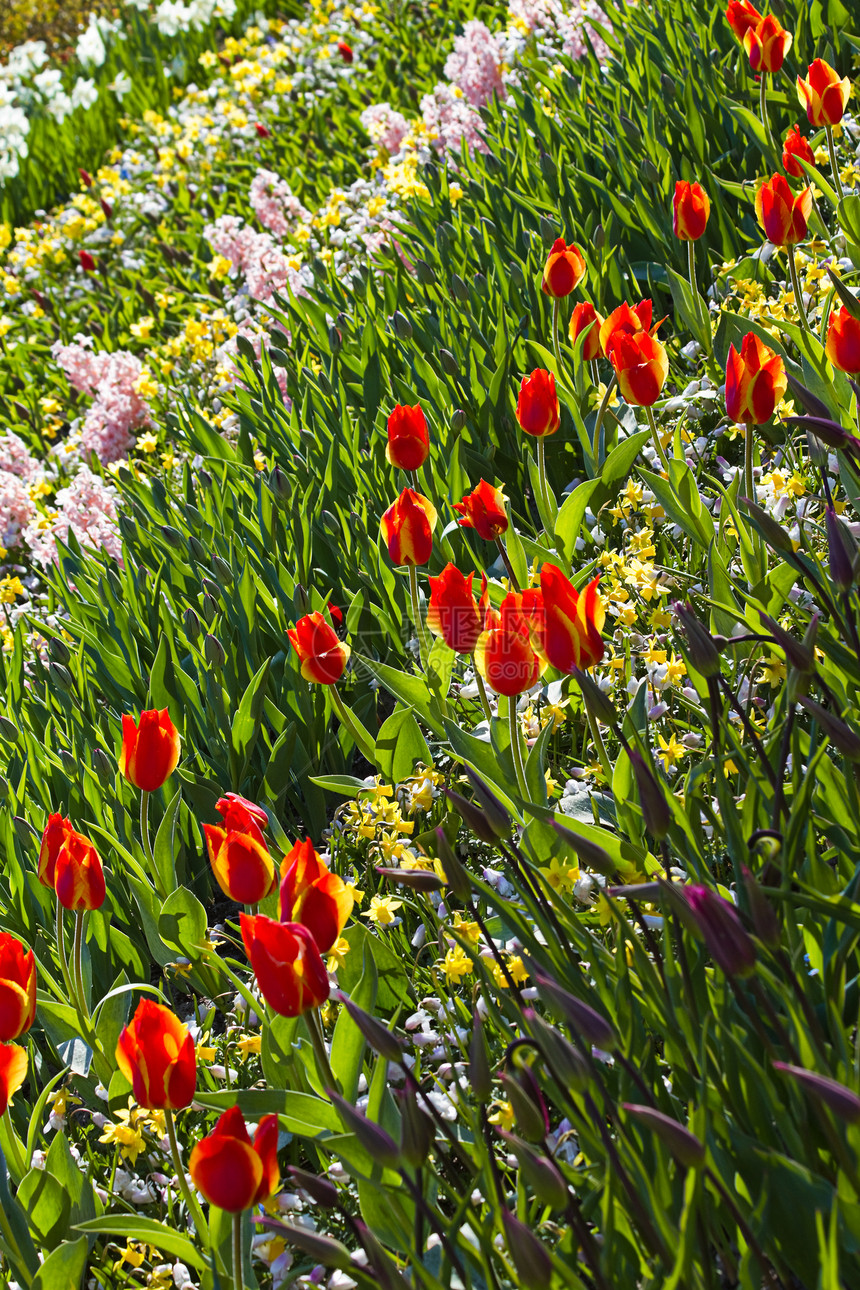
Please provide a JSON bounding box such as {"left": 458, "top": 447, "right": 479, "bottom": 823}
{"left": 609, "top": 330, "right": 669, "bottom": 407}
{"left": 38, "top": 812, "right": 73, "bottom": 888}
{"left": 287, "top": 612, "right": 350, "bottom": 684}
{"left": 240, "top": 914, "right": 330, "bottom": 1017}
{"left": 116, "top": 1000, "right": 197, "bottom": 1110}
{"left": 427, "top": 565, "right": 488, "bottom": 655}
{"left": 797, "top": 59, "right": 851, "bottom": 127}
{"left": 189, "top": 1105, "right": 280, "bottom": 1213}
{"left": 755, "top": 173, "right": 811, "bottom": 246}
{"left": 119, "top": 709, "right": 181, "bottom": 792}
{"left": 0, "top": 1043, "right": 27, "bottom": 1116}
{"left": 380, "top": 487, "right": 437, "bottom": 566}
{"left": 55, "top": 830, "right": 105, "bottom": 911}
{"left": 569, "top": 302, "right": 605, "bottom": 360}
{"left": 725, "top": 333, "right": 787, "bottom": 424}
{"left": 725, "top": 0, "right": 761, "bottom": 40}
{"left": 279, "top": 839, "right": 354, "bottom": 954}
{"left": 542, "top": 238, "right": 586, "bottom": 298}
{"left": 516, "top": 369, "right": 560, "bottom": 437}
{"left": 826, "top": 306, "right": 860, "bottom": 375}
{"left": 600, "top": 299, "right": 660, "bottom": 357}
{"left": 782, "top": 124, "right": 814, "bottom": 179}
{"left": 743, "top": 15, "right": 791, "bottom": 73}
{"left": 204, "top": 823, "right": 276, "bottom": 906}
{"left": 453, "top": 480, "right": 508, "bottom": 541}
{"left": 0, "top": 933, "right": 36, "bottom": 1042}
{"left": 536, "top": 564, "right": 605, "bottom": 672}
{"left": 216, "top": 793, "right": 268, "bottom": 837}
{"left": 475, "top": 596, "right": 542, "bottom": 697}
{"left": 386, "top": 403, "right": 429, "bottom": 472}
{"left": 673, "top": 181, "right": 710, "bottom": 241}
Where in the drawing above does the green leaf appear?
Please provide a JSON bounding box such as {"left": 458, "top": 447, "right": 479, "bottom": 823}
{"left": 32, "top": 1236, "right": 88, "bottom": 1290}
{"left": 356, "top": 656, "right": 444, "bottom": 736}
{"left": 152, "top": 787, "right": 182, "bottom": 895}
{"left": 375, "top": 706, "right": 431, "bottom": 782}
{"left": 158, "top": 886, "right": 208, "bottom": 957}
{"left": 554, "top": 478, "right": 599, "bottom": 567}
{"left": 193, "top": 1088, "right": 343, "bottom": 1136}
{"left": 308, "top": 774, "right": 375, "bottom": 797}
{"left": 330, "top": 940, "right": 378, "bottom": 1101}
{"left": 17, "top": 1167, "right": 71, "bottom": 1249}
{"left": 74, "top": 1217, "right": 209, "bottom": 1271}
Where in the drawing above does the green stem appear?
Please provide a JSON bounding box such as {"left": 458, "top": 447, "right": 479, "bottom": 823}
{"left": 165, "top": 1106, "right": 210, "bottom": 1241}
{"left": 306, "top": 1007, "right": 340, "bottom": 1093}
{"left": 536, "top": 437, "right": 554, "bottom": 526}
{"left": 826, "top": 124, "right": 845, "bottom": 203}
{"left": 73, "top": 910, "right": 89, "bottom": 1023}
{"left": 589, "top": 359, "right": 600, "bottom": 388}
{"left": 1, "top": 1108, "right": 27, "bottom": 1180}
{"left": 494, "top": 536, "right": 520, "bottom": 591}
{"left": 472, "top": 660, "right": 493, "bottom": 725}
{"left": 55, "top": 897, "right": 79, "bottom": 1014}
{"left": 508, "top": 696, "right": 530, "bottom": 802}
{"left": 759, "top": 71, "right": 771, "bottom": 146}
{"left": 687, "top": 238, "right": 704, "bottom": 329}
{"left": 329, "top": 683, "right": 377, "bottom": 764}
{"left": 644, "top": 404, "right": 671, "bottom": 473}
{"left": 787, "top": 244, "right": 811, "bottom": 332}
{"left": 744, "top": 423, "right": 756, "bottom": 515}
{"left": 584, "top": 694, "right": 613, "bottom": 785}
{"left": 140, "top": 789, "right": 158, "bottom": 889}
{"left": 592, "top": 372, "right": 617, "bottom": 468}
{"left": 408, "top": 563, "right": 432, "bottom": 672}
{"left": 233, "top": 1211, "right": 244, "bottom": 1290}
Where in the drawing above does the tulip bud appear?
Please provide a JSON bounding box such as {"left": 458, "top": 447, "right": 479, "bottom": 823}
{"left": 440, "top": 349, "right": 460, "bottom": 376}
{"left": 661, "top": 72, "right": 676, "bottom": 98}
{"left": 572, "top": 667, "right": 617, "bottom": 727}
{"left": 268, "top": 464, "right": 292, "bottom": 504}
{"left": 539, "top": 151, "right": 558, "bottom": 185}
{"left": 533, "top": 975, "right": 616, "bottom": 1051}
{"left": 329, "top": 1091, "right": 400, "bottom": 1166}
{"left": 523, "top": 1009, "right": 590, "bottom": 1090}
{"left": 759, "top": 614, "right": 814, "bottom": 675}
{"left": 451, "top": 273, "right": 469, "bottom": 301}
{"left": 415, "top": 260, "right": 435, "bottom": 285}
{"left": 49, "top": 662, "right": 74, "bottom": 692}
{"left": 629, "top": 750, "right": 671, "bottom": 840}
{"left": 396, "top": 1079, "right": 434, "bottom": 1168}
{"left": 451, "top": 408, "right": 467, "bottom": 431}
{"left": 463, "top": 768, "right": 511, "bottom": 839}
{"left": 189, "top": 535, "right": 208, "bottom": 562}
{"left": 826, "top": 507, "right": 854, "bottom": 591}
{"left": 673, "top": 602, "right": 723, "bottom": 677}
{"left": 684, "top": 885, "right": 757, "bottom": 977}
{"left": 201, "top": 594, "right": 218, "bottom": 625}
{"left": 58, "top": 749, "right": 76, "bottom": 776}
{"left": 743, "top": 499, "right": 794, "bottom": 553}
{"left": 183, "top": 607, "right": 201, "bottom": 640}
{"left": 13, "top": 816, "right": 36, "bottom": 847}
{"left": 500, "top": 1070, "right": 548, "bottom": 1143}
{"left": 739, "top": 866, "right": 780, "bottom": 947}
{"left": 287, "top": 1166, "right": 340, "bottom": 1209}
{"left": 337, "top": 994, "right": 404, "bottom": 1063}
{"left": 118, "top": 515, "right": 137, "bottom": 542}
{"left": 509, "top": 261, "right": 525, "bottom": 288}
{"left": 551, "top": 819, "right": 615, "bottom": 877}
{"left": 263, "top": 1220, "right": 353, "bottom": 1270}
{"left": 640, "top": 157, "right": 659, "bottom": 185}
{"left": 446, "top": 789, "right": 499, "bottom": 847}
{"left": 502, "top": 1211, "right": 552, "bottom": 1289}
{"left": 773, "top": 1062, "right": 860, "bottom": 1123}
{"left": 375, "top": 866, "right": 446, "bottom": 892}
{"left": 622, "top": 1104, "right": 705, "bottom": 1168}
{"left": 328, "top": 323, "right": 342, "bottom": 352}
{"left": 0, "top": 717, "right": 18, "bottom": 742}
{"left": 0, "top": 776, "right": 8, "bottom": 798}
{"left": 469, "top": 1010, "right": 493, "bottom": 1101}
{"left": 92, "top": 748, "right": 113, "bottom": 785}
{"left": 211, "top": 555, "right": 233, "bottom": 586}
{"left": 202, "top": 577, "right": 220, "bottom": 600}
{"left": 430, "top": 826, "right": 471, "bottom": 900}
{"left": 204, "top": 634, "right": 226, "bottom": 668}
{"left": 798, "top": 696, "right": 860, "bottom": 761}
{"left": 539, "top": 215, "right": 558, "bottom": 245}
{"left": 47, "top": 637, "right": 70, "bottom": 666}
{"left": 392, "top": 311, "right": 413, "bottom": 340}
{"left": 497, "top": 1132, "right": 568, "bottom": 1208}
{"left": 160, "top": 524, "right": 183, "bottom": 549}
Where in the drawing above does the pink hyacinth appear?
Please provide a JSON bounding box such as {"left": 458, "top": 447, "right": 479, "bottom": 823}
{"left": 249, "top": 169, "right": 310, "bottom": 239}
{"left": 360, "top": 103, "right": 411, "bottom": 155}
{"left": 25, "top": 465, "right": 122, "bottom": 567}
{"left": 421, "top": 84, "right": 488, "bottom": 156}
{"left": 0, "top": 472, "right": 36, "bottom": 551}
{"left": 203, "top": 216, "right": 308, "bottom": 305}
{"left": 52, "top": 338, "right": 149, "bottom": 464}
{"left": 0, "top": 431, "right": 39, "bottom": 482}
{"left": 508, "top": 0, "right": 612, "bottom": 62}
{"left": 444, "top": 20, "right": 506, "bottom": 107}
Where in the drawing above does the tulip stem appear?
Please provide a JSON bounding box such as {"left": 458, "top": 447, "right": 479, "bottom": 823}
{"left": 583, "top": 692, "right": 614, "bottom": 785}
{"left": 232, "top": 1212, "right": 244, "bottom": 1290}
{"left": 592, "top": 373, "right": 617, "bottom": 469}
{"left": 165, "top": 1107, "right": 210, "bottom": 1241}
{"left": 55, "top": 897, "right": 79, "bottom": 1015}
{"left": 494, "top": 537, "right": 520, "bottom": 591}
{"left": 787, "top": 244, "right": 811, "bottom": 332}
{"left": 535, "top": 438, "right": 554, "bottom": 527}
{"left": 644, "top": 405, "right": 671, "bottom": 474}
{"left": 307, "top": 1007, "right": 340, "bottom": 1094}
{"left": 472, "top": 660, "right": 493, "bottom": 724}
{"left": 687, "top": 239, "right": 705, "bottom": 330}
{"left": 826, "top": 124, "right": 845, "bottom": 203}
{"left": 72, "top": 910, "right": 89, "bottom": 1023}
{"left": 140, "top": 790, "right": 156, "bottom": 877}
{"left": 2, "top": 1109, "right": 27, "bottom": 1181}
{"left": 759, "top": 71, "right": 772, "bottom": 146}
{"left": 329, "top": 684, "right": 377, "bottom": 765}
{"left": 551, "top": 297, "right": 568, "bottom": 390}
{"left": 507, "top": 696, "right": 530, "bottom": 802}
{"left": 408, "top": 564, "right": 432, "bottom": 673}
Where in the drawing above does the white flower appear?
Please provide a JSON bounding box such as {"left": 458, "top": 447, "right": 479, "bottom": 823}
{"left": 76, "top": 16, "right": 107, "bottom": 68}
{"left": 32, "top": 68, "right": 63, "bottom": 98}
{"left": 70, "top": 78, "right": 98, "bottom": 111}
{"left": 45, "top": 91, "right": 72, "bottom": 123}
{"left": 109, "top": 71, "right": 133, "bottom": 98}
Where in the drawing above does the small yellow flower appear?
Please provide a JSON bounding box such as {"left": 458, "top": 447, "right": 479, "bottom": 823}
{"left": 442, "top": 946, "right": 473, "bottom": 984}
{"left": 363, "top": 895, "right": 402, "bottom": 926}
{"left": 237, "top": 1033, "right": 262, "bottom": 1059}
{"left": 137, "top": 432, "right": 159, "bottom": 454}
{"left": 327, "top": 936, "right": 350, "bottom": 971}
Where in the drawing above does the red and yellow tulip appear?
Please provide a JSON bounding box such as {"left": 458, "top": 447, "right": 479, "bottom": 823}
{"left": 380, "top": 488, "right": 437, "bottom": 566}
{"left": 240, "top": 914, "right": 330, "bottom": 1017}
{"left": 116, "top": 1000, "right": 197, "bottom": 1111}
{"left": 119, "top": 709, "right": 181, "bottom": 792}
{"left": 279, "top": 839, "right": 354, "bottom": 954}
{"left": 189, "top": 1105, "right": 280, "bottom": 1213}
{"left": 725, "top": 333, "right": 787, "bottom": 425}
{"left": 426, "top": 564, "right": 488, "bottom": 655}
{"left": 287, "top": 612, "right": 350, "bottom": 685}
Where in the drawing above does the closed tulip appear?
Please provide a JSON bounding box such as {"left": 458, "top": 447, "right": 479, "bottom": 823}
{"left": 542, "top": 238, "right": 586, "bottom": 298}
{"left": 116, "top": 1000, "right": 197, "bottom": 1110}
{"left": 743, "top": 15, "right": 792, "bottom": 73}
{"left": 537, "top": 564, "right": 605, "bottom": 672}
{"left": 0, "top": 1043, "right": 27, "bottom": 1116}
{"left": 516, "top": 369, "right": 560, "bottom": 438}
{"left": 673, "top": 181, "right": 710, "bottom": 241}
{"left": 204, "top": 823, "right": 276, "bottom": 906}
{"left": 79, "top": 249, "right": 96, "bottom": 273}
{"left": 797, "top": 59, "right": 851, "bottom": 127}
{"left": 380, "top": 487, "right": 437, "bottom": 566}
{"left": 475, "top": 596, "right": 541, "bottom": 697}
{"left": 725, "top": 333, "right": 787, "bottom": 425}
{"left": 386, "top": 403, "right": 429, "bottom": 472}
{"left": 279, "top": 839, "right": 354, "bottom": 954}
{"left": 119, "top": 709, "right": 181, "bottom": 792}
{"left": 568, "top": 302, "right": 605, "bottom": 360}
{"left": 189, "top": 1105, "right": 280, "bottom": 1213}
{"left": 453, "top": 480, "right": 508, "bottom": 541}
{"left": 38, "top": 812, "right": 73, "bottom": 888}
{"left": 609, "top": 330, "right": 669, "bottom": 407}
{"left": 782, "top": 124, "right": 814, "bottom": 179}
{"left": 0, "top": 933, "right": 36, "bottom": 1042}
{"left": 684, "top": 885, "right": 757, "bottom": 978}
{"left": 216, "top": 793, "right": 268, "bottom": 836}
{"left": 55, "top": 830, "right": 105, "bottom": 911}
{"left": 240, "top": 914, "right": 330, "bottom": 1017}
{"left": 427, "top": 564, "right": 488, "bottom": 655}
{"left": 337, "top": 39, "right": 353, "bottom": 63}
{"left": 755, "top": 173, "right": 811, "bottom": 246}
{"left": 826, "top": 306, "right": 860, "bottom": 375}
{"left": 725, "top": 0, "right": 761, "bottom": 40}
{"left": 287, "top": 612, "right": 350, "bottom": 685}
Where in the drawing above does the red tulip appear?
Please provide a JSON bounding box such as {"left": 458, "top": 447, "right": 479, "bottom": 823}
{"left": 380, "top": 487, "right": 437, "bottom": 566}
{"left": 725, "top": 333, "right": 787, "bottom": 425}
{"left": 189, "top": 1106, "right": 280, "bottom": 1212}
{"left": 0, "top": 1043, "right": 27, "bottom": 1116}
{"left": 516, "top": 369, "right": 560, "bottom": 438}
{"left": 337, "top": 40, "right": 354, "bottom": 63}
{"left": 725, "top": 0, "right": 761, "bottom": 40}
{"left": 782, "top": 124, "right": 814, "bottom": 179}
{"left": 743, "top": 15, "right": 792, "bottom": 74}
{"left": 755, "top": 173, "right": 811, "bottom": 246}
{"left": 287, "top": 612, "right": 350, "bottom": 685}
{"left": 116, "top": 1000, "right": 197, "bottom": 1110}
{"left": 279, "top": 839, "right": 354, "bottom": 954}
{"left": 569, "top": 302, "right": 605, "bottom": 360}
{"left": 79, "top": 167, "right": 93, "bottom": 188}
{"left": 38, "top": 812, "right": 73, "bottom": 889}
{"left": 0, "top": 933, "right": 36, "bottom": 1042}
{"left": 204, "top": 823, "right": 276, "bottom": 906}
{"left": 119, "top": 709, "right": 181, "bottom": 792}
{"left": 216, "top": 793, "right": 268, "bottom": 837}
{"left": 453, "top": 480, "right": 508, "bottom": 541}
{"left": 79, "top": 250, "right": 96, "bottom": 273}
{"left": 55, "top": 830, "right": 105, "bottom": 912}
{"left": 240, "top": 914, "right": 330, "bottom": 1017}
{"left": 609, "top": 330, "right": 669, "bottom": 407}
{"left": 673, "top": 182, "right": 710, "bottom": 241}
{"left": 826, "top": 306, "right": 860, "bottom": 375}
{"left": 542, "top": 238, "right": 586, "bottom": 298}
{"left": 797, "top": 59, "right": 851, "bottom": 128}
{"left": 475, "top": 595, "right": 542, "bottom": 696}
{"left": 426, "top": 564, "right": 488, "bottom": 655}
{"left": 535, "top": 564, "right": 604, "bottom": 672}
{"left": 254, "top": 122, "right": 270, "bottom": 138}
{"left": 599, "top": 299, "right": 661, "bottom": 359}
{"left": 386, "top": 403, "right": 429, "bottom": 472}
